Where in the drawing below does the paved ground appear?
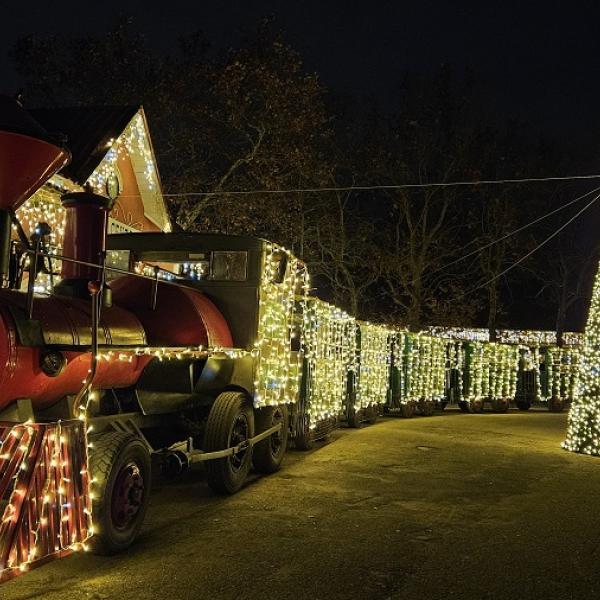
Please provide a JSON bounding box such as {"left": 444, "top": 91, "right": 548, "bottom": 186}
{"left": 4, "top": 409, "right": 600, "bottom": 600}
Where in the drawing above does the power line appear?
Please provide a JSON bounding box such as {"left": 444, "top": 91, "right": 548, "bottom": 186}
{"left": 456, "top": 190, "right": 600, "bottom": 300}
{"left": 430, "top": 185, "right": 600, "bottom": 276}
{"left": 151, "top": 172, "right": 600, "bottom": 198}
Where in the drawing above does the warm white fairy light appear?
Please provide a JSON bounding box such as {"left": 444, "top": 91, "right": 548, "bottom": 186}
{"left": 564, "top": 259, "right": 600, "bottom": 454}
{"left": 253, "top": 243, "right": 307, "bottom": 408}
{"left": 302, "top": 299, "right": 356, "bottom": 423}
{"left": 86, "top": 114, "right": 158, "bottom": 195}
{"left": 355, "top": 323, "right": 391, "bottom": 410}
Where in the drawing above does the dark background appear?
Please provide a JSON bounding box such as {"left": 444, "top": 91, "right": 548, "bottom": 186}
{"left": 4, "top": 0, "right": 600, "bottom": 142}
{"left": 3, "top": 1, "right": 600, "bottom": 332}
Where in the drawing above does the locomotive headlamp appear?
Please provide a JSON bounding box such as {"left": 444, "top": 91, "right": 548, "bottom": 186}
{"left": 40, "top": 349, "right": 67, "bottom": 377}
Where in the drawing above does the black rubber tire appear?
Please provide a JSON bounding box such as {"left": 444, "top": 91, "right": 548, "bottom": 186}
{"left": 88, "top": 432, "right": 151, "bottom": 555}
{"left": 516, "top": 401, "right": 531, "bottom": 411}
{"left": 437, "top": 401, "right": 448, "bottom": 411}
{"left": 366, "top": 404, "right": 379, "bottom": 424}
{"left": 294, "top": 413, "right": 314, "bottom": 450}
{"left": 253, "top": 404, "right": 289, "bottom": 473}
{"left": 204, "top": 391, "right": 255, "bottom": 495}
{"left": 401, "top": 402, "right": 416, "bottom": 418}
{"left": 347, "top": 408, "right": 364, "bottom": 428}
{"left": 418, "top": 399, "right": 435, "bottom": 416}
{"left": 469, "top": 399, "right": 484, "bottom": 413}
{"left": 547, "top": 397, "right": 565, "bottom": 413}
{"left": 491, "top": 398, "right": 509, "bottom": 413}
{"left": 458, "top": 401, "right": 470, "bottom": 413}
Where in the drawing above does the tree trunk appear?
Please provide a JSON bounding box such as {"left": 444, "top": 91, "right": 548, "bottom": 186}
{"left": 555, "top": 285, "right": 567, "bottom": 347}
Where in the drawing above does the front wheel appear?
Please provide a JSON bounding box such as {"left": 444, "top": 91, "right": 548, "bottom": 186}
{"left": 516, "top": 401, "right": 531, "bottom": 411}
{"left": 418, "top": 399, "right": 435, "bottom": 416}
{"left": 88, "top": 432, "right": 151, "bottom": 555}
{"left": 253, "top": 404, "right": 289, "bottom": 473}
{"left": 204, "top": 391, "right": 255, "bottom": 495}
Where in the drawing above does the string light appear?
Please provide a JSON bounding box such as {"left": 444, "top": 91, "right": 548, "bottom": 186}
{"left": 563, "top": 259, "right": 600, "bottom": 454}
{"left": 0, "top": 421, "right": 92, "bottom": 583}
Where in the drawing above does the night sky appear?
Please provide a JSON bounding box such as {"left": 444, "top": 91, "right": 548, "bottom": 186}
{"left": 4, "top": 0, "right": 600, "bottom": 148}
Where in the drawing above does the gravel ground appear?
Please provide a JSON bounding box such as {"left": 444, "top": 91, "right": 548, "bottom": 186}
{"left": 3, "top": 409, "right": 600, "bottom": 600}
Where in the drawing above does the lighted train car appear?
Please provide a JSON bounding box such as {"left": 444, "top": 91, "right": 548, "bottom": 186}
{"left": 345, "top": 321, "right": 391, "bottom": 427}
{"left": 385, "top": 331, "right": 445, "bottom": 417}
{"left": 514, "top": 345, "right": 579, "bottom": 412}
{"left": 443, "top": 341, "right": 520, "bottom": 413}
{"left": 442, "top": 340, "right": 578, "bottom": 413}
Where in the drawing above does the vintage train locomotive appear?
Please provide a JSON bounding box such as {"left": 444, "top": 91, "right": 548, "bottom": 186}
{"left": 0, "top": 96, "right": 580, "bottom": 580}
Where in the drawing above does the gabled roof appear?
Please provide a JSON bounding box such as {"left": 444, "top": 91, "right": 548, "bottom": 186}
{"left": 28, "top": 105, "right": 139, "bottom": 185}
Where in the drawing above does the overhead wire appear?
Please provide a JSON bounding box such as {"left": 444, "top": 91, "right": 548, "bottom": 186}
{"left": 127, "top": 172, "right": 600, "bottom": 198}
{"left": 429, "top": 185, "right": 600, "bottom": 276}
{"left": 454, "top": 190, "right": 600, "bottom": 300}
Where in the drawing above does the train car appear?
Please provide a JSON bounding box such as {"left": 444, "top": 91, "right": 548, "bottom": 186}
{"left": 515, "top": 345, "right": 579, "bottom": 412}
{"left": 444, "top": 340, "right": 519, "bottom": 413}
{"left": 345, "top": 321, "right": 391, "bottom": 427}
{"left": 385, "top": 331, "right": 445, "bottom": 417}
{"left": 295, "top": 297, "right": 355, "bottom": 447}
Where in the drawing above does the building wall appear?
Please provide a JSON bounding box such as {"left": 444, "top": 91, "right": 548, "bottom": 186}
{"left": 110, "top": 153, "right": 162, "bottom": 233}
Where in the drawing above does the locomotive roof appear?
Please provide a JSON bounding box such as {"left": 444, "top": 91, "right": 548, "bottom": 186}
{"left": 107, "top": 231, "right": 271, "bottom": 254}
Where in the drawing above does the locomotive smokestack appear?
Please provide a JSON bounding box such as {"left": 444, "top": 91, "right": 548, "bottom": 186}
{"left": 54, "top": 191, "right": 114, "bottom": 298}
{"left": 0, "top": 95, "right": 70, "bottom": 286}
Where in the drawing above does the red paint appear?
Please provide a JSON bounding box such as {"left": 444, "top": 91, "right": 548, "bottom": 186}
{"left": 60, "top": 193, "right": 112, "bottom": 281}
{"left": 0, "top": 131, "right": 69, "bottom": 211}
{"left": 111, "top": 276, "right": 233, "bottom": 348}
{"left": 0, "top": 292, "right": 152, "bottom": 412}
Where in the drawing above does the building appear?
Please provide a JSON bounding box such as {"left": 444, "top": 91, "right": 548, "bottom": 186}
{"left": 17, "top": 105, "right": 170, "bottom": 245}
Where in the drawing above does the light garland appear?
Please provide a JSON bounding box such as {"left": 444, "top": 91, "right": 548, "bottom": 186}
{"left": 403, "top": 333, "right": 446, "bottom": 402}
{"left": 355, "top": 323, "right": 392, "bottom": 410}
{"left": 86, "top": 114, "right": 158, "bottom": 196}
{"left": 427, "top": 326, "right": 583, "bottom": 347}
{"left": 563, "top": 259, "right": 600, "bottom": 453}
{"left": 0, "top": 421, "right": 92, "bottom": 583}
{"left": 302, "top": 298, "right": 356, "bottom": 423}
{"left": 253, "top": 244, "right": 307, "bottom": 408}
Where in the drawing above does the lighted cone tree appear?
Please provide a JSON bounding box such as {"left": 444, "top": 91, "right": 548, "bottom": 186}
{"left": 563, "top": 262, "right": 600, "bottom": 454}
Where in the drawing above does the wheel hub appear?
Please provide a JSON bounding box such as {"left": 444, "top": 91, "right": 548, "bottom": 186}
{"left": 111, "top": 462, "right": 145, "bottom": 530}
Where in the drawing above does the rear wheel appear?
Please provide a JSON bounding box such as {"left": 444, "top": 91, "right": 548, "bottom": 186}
{"left": 547, "top": 396, "right": 565, "bottom": 413}
{"left": 88, "top": 432, "right": 151, "bottom": 555}
{"left": 294, "top": 413, "right": 313, "bottom": 450}
{"left": 516, "top": 401, "right": 531, "bottom": 411}
{"left": 204, "top": 391, "right": 254, "bottom": 495}
{"left": 458, "top": 401, "right": 470, "bottom": 413}
{"left": 401, "top": 402, "right": 416, "bottom": 418}
{"left": 253, "top": 404, "right": 289, "bottom": 473}
{"left": 366, "top": 404, "right": 379, "bottom": 424}
{"left": 418, "top": 399, "right": 435, "bottom": 416}
{"left": 347, "top": 408, "right": 364, "bottom": 428}
{"left": 470, "top": 399, "right": 484, "bottom": 413}
{"left": 491, "top": 398, "right": 509, "bottom": 413}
